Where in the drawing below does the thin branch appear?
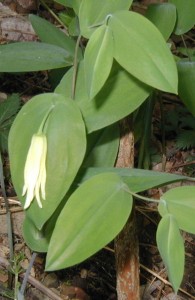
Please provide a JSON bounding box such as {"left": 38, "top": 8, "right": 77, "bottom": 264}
{"left": 39, "top": 0, "right": 69, "bottom": 36}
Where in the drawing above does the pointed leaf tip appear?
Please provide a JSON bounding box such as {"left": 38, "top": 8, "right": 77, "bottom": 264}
{"left": 109, "top": 11, "right": 178, "bottom": 94}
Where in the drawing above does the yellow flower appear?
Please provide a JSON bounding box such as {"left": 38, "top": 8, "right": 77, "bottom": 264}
{"left": 22, "top": 133, "right": 47, "bottom": 209}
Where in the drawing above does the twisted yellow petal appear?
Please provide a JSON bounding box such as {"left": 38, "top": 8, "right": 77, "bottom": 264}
{"left": 22, "top": 134, "right": 47, "bottom": 209}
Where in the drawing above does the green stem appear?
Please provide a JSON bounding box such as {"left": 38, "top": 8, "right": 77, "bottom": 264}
{"left": 181, "top": 35, "right": 192, "bottom": 62}
{"left": 125, "top": 188, "right": 160, "bottom": 204}
{"left": 71, "top": 34, "right": 82, "bottom": 100}
{"left": 19, "top": 252, "right": 37, "bottom": 298}
{"left": 14, "top": 273, "right": 18, "bottom": 300}
{"left": 39, "top": 0, "right": 69, "bottom": 36}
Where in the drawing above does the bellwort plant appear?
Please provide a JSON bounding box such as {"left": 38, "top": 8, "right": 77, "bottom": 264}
{"left": 5, "top": 0, "right": 195, "bottom": 297}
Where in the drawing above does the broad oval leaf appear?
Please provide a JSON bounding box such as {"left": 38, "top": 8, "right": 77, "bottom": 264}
{"left": 168, "top": 0, "right": 195, "bottom": 35}
{"left": 157, "top": 214, "right": 184, "bottom": 292}
{"left": 0, "top": 42, "right": 73, "bottom": 72}
{"left": 177, "top": 60, "right": 195, "bottom": 116}
{"left": 109, "top": 11, "right": 178, "bottom": 93}
{"left": 84, "top": 24, "right": 113, "bottom": 99}
{"left": 9, "top": 93, "right": 86, "bottom": 229}
{"left": 46, "top": 172, "right": 132, "bottom": 270}
{"left": 79, "top": 0, "right": 133, "bottom": 38}
{"left": 145, "top": 3, "right": 176, "bottom": 40}
{"left": 29, "top": 14, "right": 82, "bottom": 61}
{"left": 56, "top": 61, "right": 151, "bottom": 133}
{"left": 158, "top": 186, "right": 195, "bottom": 234}
{"left": 83, "top": 124, "right": 119, "bottom": 168}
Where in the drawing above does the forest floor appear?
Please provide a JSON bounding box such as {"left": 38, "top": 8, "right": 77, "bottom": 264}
{"left": 0, "top": 0, "right": 195, "bottom": 299}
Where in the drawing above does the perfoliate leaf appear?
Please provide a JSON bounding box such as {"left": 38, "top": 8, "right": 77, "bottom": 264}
{"left": 168, "top": 0, "right": 195, "bottom": 35}
{"left": 83, "top": 124, "right": 119, "bottom": 167}
{"left": 109, "top": 11, "right": 178, "bottom": 93}
{"left": 79, "top": 0, "right": 133, "bottom": 38}
{"left": 56, "top": 61, "right": 151, "bottom": 133}
{"left": 0, "top": 42, "right": 73, "bottom": 72}
{"left": 157, "top": 214, "right": 184, "bottom": 292}
{"left": 29, "top": 14, "right": 82, "bottom": 61}
{"left": 145, "top": 3, "right": 176, "bottom": 40}
{"left": 46, "top": 172, "right": 132, "bottom": 270}
{"left": 177, "top": 60, "right": 195, "bottom": 116}
{"left": 158, "top": 186, "right": 195, "bottom": 234}
{"left": 84, "top": 24, "right": 113, "bottom": 99}
{"left": 9, "top": 93, "right": 86, "bottom": 229}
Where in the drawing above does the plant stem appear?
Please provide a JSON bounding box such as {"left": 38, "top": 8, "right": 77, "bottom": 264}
{"left": 14, "top": 272, "right": 18, "bottom": 300}
{"left": 181, "top": 35, "right": 192, "bottom": 62}
{"left": 126, "top": 189, "right": 160, "bottom": 204}
{"left": 19, "top": 252, "right": 37, "bottom": 298}
{"left": 39, "top": 0, "right": 69, "bottom": 36}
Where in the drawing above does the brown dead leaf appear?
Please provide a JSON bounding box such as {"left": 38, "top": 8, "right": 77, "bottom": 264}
{"left": 0, "top": 3, "right": 36, "bottom": 42}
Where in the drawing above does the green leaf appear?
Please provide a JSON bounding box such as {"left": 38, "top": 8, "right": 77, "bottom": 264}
{"left": 54, "top": 0, "right": 81, "bottom": 14}
{"left": 145, "top": 3, "right": 176, "bottom": 40}
{"left": 46, "top": 172, "right": 132, "bottom": 270}
{"left": 23, "top": 216, "right": 52, "bottom": 252}
{"left": 29, "top": 14, "right": 82, "bottom": 61}
{"left": 0, "top": 42, "right": 73, "bottom": 72}
{"left": 9, "top": 93, "right": 86, "bottom": 229}
{"left": 156, "top": 214, "right": 184, "bottom": 292}
{"left": 176, "top": 130, "right": 195, "bottom": 150}
{"left": 22, "top": 200, "right": 65, "bottom": 252}
{"left": 109, "top": 11, "right": 178, "bottom": 93}
{"left": 178, "top": 47, "right": 195, "bottom": 58}
{"left": 168, "top": 0, "right": 195, "bottom": 35}
{"left": 76, "top": 168, "right": 189, "bottom": 193}
{"left": 79, "top": 0, "right": 133, "bottom": 38}
{"left": 68, "top": 16, "right": 80, "bottom": 36}
{"left": 0, "top": 94, "right": 20, "bottom": 152}
{"left": 83, "top": 123, "right": 119, "bottom": 167}
{"left": 177, "top": 60, "right": 195, "bottom": 116}
{"left": 56, "top": 61, "right": 151, "bottom": 133}
{"left": 0, "top": 129, "right": 9, "bottom": 152}
{"left": 0, "top": 94, "right": 20, "bottom": 125}
{"left": 84, "top": 24, "right": 113, "bottom": 99}
{"left": 158, "top": 186, "right": 195, "bottom": 234}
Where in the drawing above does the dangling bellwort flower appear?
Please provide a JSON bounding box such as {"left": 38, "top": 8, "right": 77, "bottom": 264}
{"left": 22, "top": 106, "right": 54, "bottom": 209}
{"left": 22, "top": 133, "right": 47, "bottom": 209}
